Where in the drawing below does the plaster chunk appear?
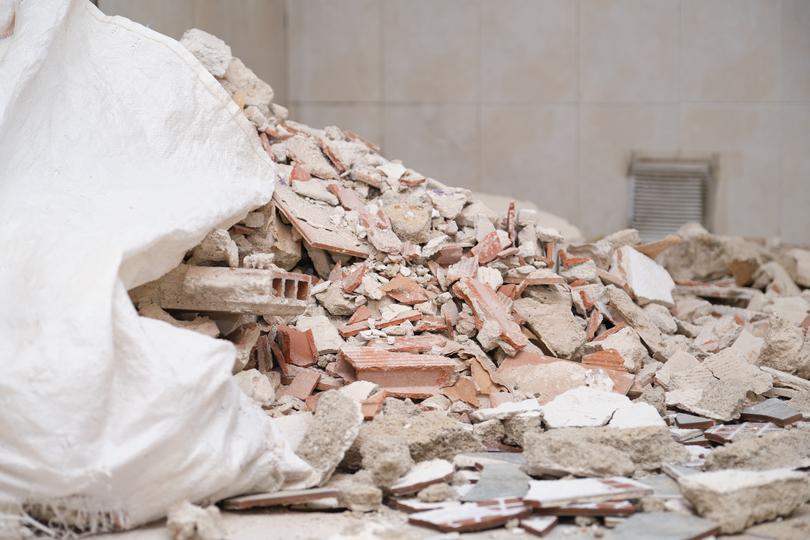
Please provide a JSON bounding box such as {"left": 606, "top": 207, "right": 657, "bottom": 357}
{"left": 679, "top": 469, "right": 810, "bottom": 534}
{"left": 179, "top": 28, "right": 232, "bottom": 77}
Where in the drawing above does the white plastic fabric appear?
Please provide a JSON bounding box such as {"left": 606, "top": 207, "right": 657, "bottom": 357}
{"left": 0, "top": 0, "right": 313, "bottom": 529}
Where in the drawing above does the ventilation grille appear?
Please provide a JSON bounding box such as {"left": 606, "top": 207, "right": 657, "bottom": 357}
{"left": 631, "top": 176, "right": 705, "bottom": 243}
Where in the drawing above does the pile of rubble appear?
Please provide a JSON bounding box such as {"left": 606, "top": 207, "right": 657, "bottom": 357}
{"left": 139, "top": 29, "right": 810, "bottom": 538}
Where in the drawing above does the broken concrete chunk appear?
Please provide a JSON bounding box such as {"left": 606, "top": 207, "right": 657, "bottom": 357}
{"left": 296, "top": 315, "right": 345, "bottom": 354}
{"left": 525, "top": 426, "right": 686, "bottom": 478}
{"left": 355, "top": 408, "right": 483, "bottom": 463}
{"left": 540, "top": 387, "right": 632, "bottom": 428}
{"left": 189, "top": 229, "right": 238, "bottom": 268}
{"left": 296, "top": 390, "right": 363, "bottom": 485}
{"left": 315, "top": 282, "right": 356, "bottom": 316}
{"left": 787, "top": 248, "right": 810, "bottom": 288}
{"left": 513, "top": 297, "right": 585, "bottom": 359}
{"left": 705, "top": 430, "right": 810, "bottom": 471}
{"left": 605, "top": 285, "right": 667, "bottom": 358}
{"left": 679, "top": 468, "right": 810, "bottom": 534}
{"left": 703, "top": 348, "right": 773, "bottom": 395}
{"left": 607, "top": 402, "right": 665, "bottom": 428}
{"left": 612, "top": 246, "right": 675, "bottom": 306}
{"left": 642, "top": 303, "right": 677, "bottom": 335}
{"left": 360, "top": 437, "right": 414, "bottom": 489}
{"left": 224, "top": 57, "right": 274, "bottom": 107}
{"left": 384, "top": 203, "right": 432, "bottom": 244}
{"left": 758, "top": 316, "right": 804, "bottom": 373}
{"left": 166, "top": 501, "right": 225, "bottom": 540}
{"left": 180, "top": 28, "right": 232, "bottom": 77}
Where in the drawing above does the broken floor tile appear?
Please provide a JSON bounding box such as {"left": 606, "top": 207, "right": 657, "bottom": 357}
{"left": 604, "top": 510, "right": 719, "bottom": 540}
{"left": 460, "top": 463, "right": 530, "bottom": 502}
{"left": 740, "top": 397, "right": 802, "bottom": 426}
{"left": 221, "top": 487, "right": 339, "bottom": 510}
{"left": 703, "top": 422, "right": 783, "bottom": 444}
{"left": 524, "top": 477, "right": 653, "bottom": 508}
{"left": 674, "top": 413, "right": 715, "bottom": 430}
{"left": 679, "top": 468, "right": 810, "bottom": 534}
{"left": 409, "top": 500, "right": 531, "bottom": 533}
{"left": 519, "top": 516, "right": 558, "bottom": 537}
{"left": 534, "top": 500, "right": 636, "bottom": 517}
{"left": 389, "top": 459, "right": 455, "bottom": 496}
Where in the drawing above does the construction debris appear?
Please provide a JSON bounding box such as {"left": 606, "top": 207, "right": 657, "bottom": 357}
{"left": 166, "top": 502, "right": 225, "bottom": 540}
{"left": 678, "top": 469, "right": 810, "bottom": 533}
{"left": 119, "top": 28, "right": 810, "bottom": 539}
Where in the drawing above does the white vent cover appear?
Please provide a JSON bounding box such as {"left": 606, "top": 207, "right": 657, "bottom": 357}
{"left": 629, "top": 158, "right": 712, "bottom": 243}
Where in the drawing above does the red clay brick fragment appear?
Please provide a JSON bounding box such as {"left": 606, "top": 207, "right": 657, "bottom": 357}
{"left": 347, "top": 304, "right": 372, "bottom": 325}
{"left": 582, "top": 349, "right": 626, "bottom": 371}
{"left": 559, "top": 249, "right": 590, "bottom": 269}
{"left": 441, "top": 376, "right": 480, "bottom": 407}
{"left": 290, "top": 163, "right": 311, "bottom": 181}
{"left": 382, "top": 275, "right": 430, "bottom": 305}
{"left": 453, "top": 278, "right": 529, "bottom": 353}
{"left": 368, "top": 334, "right": 448, "bottom": 353}
{"left": 471, "top": 231, "right": 502, "bottom": 265}
{"left": 277, "top": 325, "right": 318, "bottom": 367}
{"left": 338, "top": 309, "right": 423, "bottom": 337}
{"left": 327, "top": 183, "right": 365, "bottom": 211}
{"left": 415, "top": 316, "right": 449, "bottom": 333}
{"left": 593, "top": 322, "right": 626, "bottom": 342}
{"left": 341, "top": 263, "right": 368, "bottom": 293}
{"left": 586, "top": 310, "right": 604, "bottom": 341}
{"left": 338, "top": 346, "right": 455, "bottom": 398}
{"left": 278, "top": 369, "right": 320, "bottom": 400}
{"left": 434, "top": 244, "right": 464, "bottom": 266}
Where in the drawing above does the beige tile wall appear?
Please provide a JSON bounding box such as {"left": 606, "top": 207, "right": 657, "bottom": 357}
{"left": 99, "top": 0, "right": 810, "bottom": 243}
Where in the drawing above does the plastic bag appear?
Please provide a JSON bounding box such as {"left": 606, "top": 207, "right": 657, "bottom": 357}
{"left": 0, "top": 0, "right": 312, "bottom": 529}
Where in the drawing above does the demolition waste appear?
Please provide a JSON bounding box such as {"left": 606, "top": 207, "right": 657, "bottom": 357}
{"left": 136, "top": 29, "right": 810, "bottom": 538}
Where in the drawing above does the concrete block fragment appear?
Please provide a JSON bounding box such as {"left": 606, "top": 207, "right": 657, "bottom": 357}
{"left": 679, "top": 469, "right": 810, "bottom": 534}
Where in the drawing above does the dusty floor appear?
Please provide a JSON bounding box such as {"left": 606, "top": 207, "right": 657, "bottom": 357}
{"left": 94, "top": 509, "right": 592, "bottom": 540}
